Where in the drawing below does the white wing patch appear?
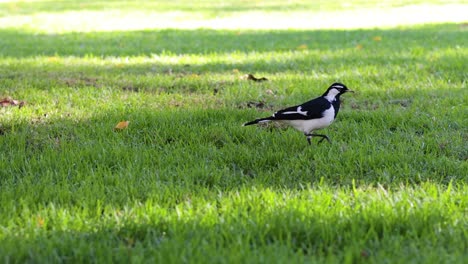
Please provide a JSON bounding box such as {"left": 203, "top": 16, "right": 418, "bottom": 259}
{"left": 297, "top": 106, "right": 308, "bottom": 116}
{"left": 281, "top": 106, "right": 308, "bottom": 116}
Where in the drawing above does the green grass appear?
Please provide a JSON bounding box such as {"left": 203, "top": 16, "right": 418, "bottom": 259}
{"left": 1, "top": 0, "right": 467, "bottom": 263}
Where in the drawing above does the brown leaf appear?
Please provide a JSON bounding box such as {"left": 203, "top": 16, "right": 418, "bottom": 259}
{"left": 114, "top": 121, "right": 130, "bottom": 130}
{"left": 244, "top": 74, "right": 268, "bottom": 82}
{"left": 0, "top": 97, "right": 25, "bottom": 108}
{"left": 0, "top": 99, "right": 10, "bottom": 107}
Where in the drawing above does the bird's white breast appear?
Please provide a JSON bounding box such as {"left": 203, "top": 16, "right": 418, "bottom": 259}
{"left": 284, "top": 106, "right": 335, "bottom": 134}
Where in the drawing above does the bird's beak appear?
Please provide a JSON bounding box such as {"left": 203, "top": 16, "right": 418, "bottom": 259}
{"left": 347, "top": 90, "right": 354, "bottom": 93}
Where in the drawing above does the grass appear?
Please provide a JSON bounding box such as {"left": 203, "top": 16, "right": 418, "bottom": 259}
{"left": 0, "top": 0, "right": 467, "bottom": 263}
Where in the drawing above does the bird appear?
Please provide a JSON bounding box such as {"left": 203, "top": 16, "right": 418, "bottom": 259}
{"left": 243, "top": 82, "right": 353, "bottom": 145}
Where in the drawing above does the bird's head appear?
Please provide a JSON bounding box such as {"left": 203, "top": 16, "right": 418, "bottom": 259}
{"left": 323, "top": 82, "right": 353, "bottom": 100}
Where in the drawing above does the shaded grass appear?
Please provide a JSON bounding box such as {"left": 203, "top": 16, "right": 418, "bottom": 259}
{"left": 0, "top": 185, "right": 466, "bottom": 263}
{"left": 1, "top": 25, "right": 466, "bottom": 57}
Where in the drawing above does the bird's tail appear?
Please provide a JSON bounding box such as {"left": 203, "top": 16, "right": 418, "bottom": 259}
{"left": 243, "top": 117, "right": 274, "bottom": 126}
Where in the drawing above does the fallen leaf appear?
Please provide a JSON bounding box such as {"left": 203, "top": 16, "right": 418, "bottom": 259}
{"left": 0, "top": 97, "right": 25, "bottom": 108}
{"left": 37, "top": 216, "right": 45, "bottom": 227}
{"left": 0, "top": 100, "right": 10, "bottom": 107}
{"left": 115, "top": 121, "right": 130, "bottom": 130}
{"left": 373, "top": 36, "right": 382, "bottom": 41}
{"left": 244, "top": 74, "right": 268, "bottom": 82}
{"left": 297, "top": 44, "right": 308, "bottom": 50}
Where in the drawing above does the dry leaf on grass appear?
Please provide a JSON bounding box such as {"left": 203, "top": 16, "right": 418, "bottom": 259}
{"left": 296, "top": 44, "right": 308, "bottom": 50}
{"left": 114, "top": 121, "right": 130, "bottom": 130}
{"left": 0, "top": 97, "right": 25, "bottom": 108}
{"left": 243, "top": 74, "right": 268, "bottom": 82}
{"left": 37, "top": 216, "right": 45, "bottom": 228}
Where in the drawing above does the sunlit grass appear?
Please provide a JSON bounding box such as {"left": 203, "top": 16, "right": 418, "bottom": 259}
{"left": 0, "top": 1, "right": 467, "bottom": 32}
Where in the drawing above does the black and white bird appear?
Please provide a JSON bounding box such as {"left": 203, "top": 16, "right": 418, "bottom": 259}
{"left": 243, "top": 82, "right": 353, "bottom": 145}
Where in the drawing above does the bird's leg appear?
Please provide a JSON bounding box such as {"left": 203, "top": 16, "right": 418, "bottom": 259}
{"left": 305, "top": 134, "right": 312, "bottom": 145}
{"left": 312, "top": 134, "right": 331, "bottom": 144}
{"left": 305, "top": 133, "right": 331, "bottom": 145}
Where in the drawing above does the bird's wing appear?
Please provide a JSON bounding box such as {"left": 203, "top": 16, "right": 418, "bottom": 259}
{"left": 272, "top": 97, "right": 331, "bottom": 120}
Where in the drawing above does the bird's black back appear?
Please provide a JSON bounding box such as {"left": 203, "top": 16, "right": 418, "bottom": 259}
{"left": 272, "top": 96, "right": 333, "bottom": 120}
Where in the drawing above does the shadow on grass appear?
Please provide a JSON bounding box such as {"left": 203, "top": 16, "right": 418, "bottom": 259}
{"left": 0, "top": 24, "right": 465, "bottom": 90}
{"left": 0, "top": 199, "right": 464, "bottom": 262}
{"left": 0, "top": 24, "right": 465, "bottom": 58}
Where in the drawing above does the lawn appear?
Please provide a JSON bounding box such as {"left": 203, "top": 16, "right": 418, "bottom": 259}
{"left": 0, "top": 0, "right": 467, "bottom": 263}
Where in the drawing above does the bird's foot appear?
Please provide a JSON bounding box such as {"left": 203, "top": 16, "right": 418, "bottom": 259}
{"left": 305, "top": 133, "right": 331, "bottom": 145}
{"left": 317, "top": 135, "right": 331, "bottom": 144}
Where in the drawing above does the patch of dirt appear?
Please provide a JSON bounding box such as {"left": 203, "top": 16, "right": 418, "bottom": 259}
{"left": 238, "top": 100, "right": 275, "bottom": 111}
{"left": 122, "top": 84, "right": 141, "bottom": 92}
{"left": 349, "top": 100, "right": 379, "bottom": 110}
{"left": 389, "top": 99, "right": 412, "bottom": 107}
{"left": 61, "top": 76, "right": 100, "bottom": 88}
